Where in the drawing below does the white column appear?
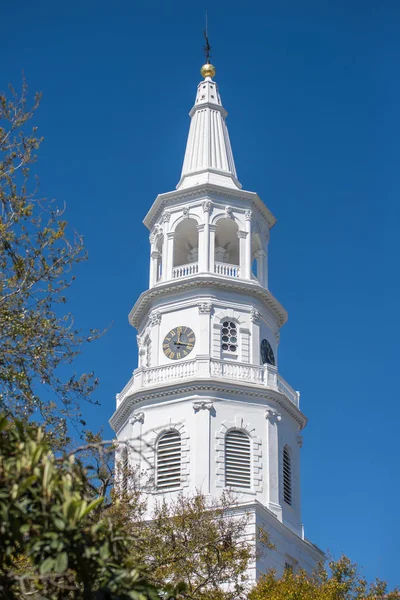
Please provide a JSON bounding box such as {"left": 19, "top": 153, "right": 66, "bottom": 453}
{"left": 149, "top": 250, "right": 161, "bottom": 287}
{"left": 166, "top": 231, "right": 174, "bottom": 280}
{"left": 149, "top": 237, "right": 156, "bottom": 287}
{"left": 255, "top": 250, "right": 266, "bottom": 287}
{"left": 263, "top": 246, "right": 269, "bottom": 288}
{"left": 266, "top": 409, "right": 282, "bottom": 519}
{"left": 197, "top": 224, "right": 206, "bottom": 272}
{"left": 161, "top": 212, "right": 171, "bottom": 282}
{"left": 245, "top": 209, "right": 252, "bottom": 280}
{"left": 237, "top": 231, "right": 249, "bottom": 279}
{"left": 202, "top": 200, "right": 212, "bottom": 272}
{"left": 209, "top": 224, "right": 216, "bottom": 275}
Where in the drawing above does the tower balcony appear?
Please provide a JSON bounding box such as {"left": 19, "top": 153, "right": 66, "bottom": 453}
{"left": 116, "top": 358, "right": 300, "bottom": 410}
{"left": 171, "top": 261, "right": 242, "bottom": 280}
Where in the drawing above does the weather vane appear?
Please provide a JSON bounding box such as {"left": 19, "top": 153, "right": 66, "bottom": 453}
{"left": 203, "top": 10, "right": 211, "bottom": 64}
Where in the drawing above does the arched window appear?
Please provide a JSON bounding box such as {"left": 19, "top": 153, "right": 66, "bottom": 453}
{"left": 283, "top": 445, "right": 292, "bottom": 505}
{"left": 221, "top": 320, "right": 238, "bottom": 353}
{"left": 156, "top": 430, "right": 181, "bottom": 490}
{"left": 225, "top": 430, "right": 251, "bottom": 489}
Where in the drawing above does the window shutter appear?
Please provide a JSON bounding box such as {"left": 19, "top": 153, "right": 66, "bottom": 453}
{"left": 156, "top": 430, "right": 181, "bottom": 489}
{"left": 283, "top": 446, "right": 292, "bottom": 505}
{"left": 225, "top": 430, "right": 251, "bottom": 488}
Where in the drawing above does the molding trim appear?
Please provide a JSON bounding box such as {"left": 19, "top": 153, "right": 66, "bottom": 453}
{"left": 143, "top": 184, "right": 276, "bottom": 232}
{"left": 129, "top": 275, "right": 287, "bottom": 329}
{"left": 110, "top": 380, "right": 306, "bottom": 436}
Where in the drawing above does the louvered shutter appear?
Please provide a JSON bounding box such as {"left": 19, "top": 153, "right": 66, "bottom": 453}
{"left": 225, "top": 430, "right": 251, "bottom": 488}
{"left": 156, "top": 430, "right": 181, "bottom": 489}
{"left": 283, "top": 446, "right": 292, "bottom": 505}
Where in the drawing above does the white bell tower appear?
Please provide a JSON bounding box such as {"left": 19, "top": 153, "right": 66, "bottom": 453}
{"left": 110, "top": 61, "right": 324, "bottom": 580}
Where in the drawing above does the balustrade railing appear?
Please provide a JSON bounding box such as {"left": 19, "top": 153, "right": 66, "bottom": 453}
{"left": 172, "top": 262, "right": 199, "bottom": 279}
{"left": 214, "top": 262, "right": 240, "bottom": 278}
{"left": 142, "top": 359, "right": 197, "bottom": 385}
{"left": 210, "top": 359, "right": 264, "bottom": 384}
{"left": 118, "top": 358, "right": 299, "bottom": 408}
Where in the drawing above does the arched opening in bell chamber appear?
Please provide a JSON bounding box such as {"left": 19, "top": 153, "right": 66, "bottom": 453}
{"left": 172, "top": 218, "right": 199, "bottom": 278}
{"left": 214, "top": 218, "right": 240, "bottom": 278}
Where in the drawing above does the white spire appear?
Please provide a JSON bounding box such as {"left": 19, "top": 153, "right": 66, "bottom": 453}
{"left": 177, "top": 68, "right": 242, "bottom": 190}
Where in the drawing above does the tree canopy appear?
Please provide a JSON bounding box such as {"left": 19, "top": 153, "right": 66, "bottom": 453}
{"left": 0, "top": 80, "right": 99, "bottom": 445}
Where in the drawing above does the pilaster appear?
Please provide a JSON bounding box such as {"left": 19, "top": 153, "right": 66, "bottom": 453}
{"left": 161, "top": 212, "right": 171, "bottom": 282}
{"left": 149, "top": 311, "right": 161, "bottom": 366}
{"left": 265, "top": 408, "right": 282, "bottom": 519}
{"left": 209, "top": 224, "right": 216, "bottom": 275}
{"left": 238, "top": 230, "right": 250, "bottom": 279}
{"left": 197, "top": 302, "right": 213, "bottom": 355}
{"left": 250, "top": 308, "right": 261, "bottom": 364}
{"left": 192, "top": 400, "right": 214, "bottom": 493}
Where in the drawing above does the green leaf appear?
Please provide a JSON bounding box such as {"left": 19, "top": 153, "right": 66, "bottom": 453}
{"left": 55, "top": 551, "right": 68, "bottom": 574}
{"left": 53, "top": 517, "right": 65, "bottom": 530}
{"left": 80, "top": 496, "right": 103, "bottom": 518}
{"left": 40, "top": 557, "right": 55, "bottom": 574}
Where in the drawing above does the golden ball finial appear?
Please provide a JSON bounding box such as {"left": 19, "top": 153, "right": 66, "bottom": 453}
{"left": 200, "top": 63, "right": 216, "bottom": 78}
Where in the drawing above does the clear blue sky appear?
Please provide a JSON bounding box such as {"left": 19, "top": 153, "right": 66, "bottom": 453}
{"left": 2, "top": 0, "right": 399, "bottom": 588}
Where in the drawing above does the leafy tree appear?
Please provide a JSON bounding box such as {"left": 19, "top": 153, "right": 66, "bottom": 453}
{"left": 0, "top": 80, "right": 99, "bottom": 444}
{"left": 0, "top": 413, "right": 172, "bottom": 600}
{"left": 107, "top": 469, "right": 270, "bottom": 600}
{"left": 248, "top": 555, "right": 399, "bottom": 600}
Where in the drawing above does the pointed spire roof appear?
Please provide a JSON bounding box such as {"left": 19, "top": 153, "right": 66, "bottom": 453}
{"left": 177, "top": 63, "right": 242, "bottom": 190}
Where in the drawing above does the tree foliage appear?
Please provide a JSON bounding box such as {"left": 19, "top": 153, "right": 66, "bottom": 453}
{"left": 248, "top": 556, "right": 399, "bottom": 600}
{"left": 0, "top": 413, "right": 171, "bottom": 600}
{"left": 108, "top": 486, "right": 260, "bottom": 600}
{"left": 0, "top": 80, "right": 99, "bottom": 444}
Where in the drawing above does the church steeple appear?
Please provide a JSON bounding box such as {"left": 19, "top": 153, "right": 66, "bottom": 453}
{"left": 111, "top": 49, "right": 325, "bottom": 584}
{"left": 177, "top": 63, "right": 241, "bottom": 191}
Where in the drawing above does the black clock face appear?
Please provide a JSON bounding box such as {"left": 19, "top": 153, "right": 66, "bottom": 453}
{"left": 261, "top": 339, "right": 275, "bottom": 366}
{"left": 163, "top": 326, "right": 196, "bottom": 360}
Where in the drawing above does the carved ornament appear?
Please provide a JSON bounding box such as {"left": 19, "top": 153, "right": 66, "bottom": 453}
{"left": 149, "top": 311, "right": 162, "bottom": 326}
{"left": 193, "top": 401, "right": 214, "bottom": 412}
{"left": 129, "top": 411, "right": 144, "bottom": 425}
{"left": 198, "top": 302, "right": 213, "bottom": 314}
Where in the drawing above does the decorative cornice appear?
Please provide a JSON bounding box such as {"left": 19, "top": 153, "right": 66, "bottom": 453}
{"left": 143, "top": 184, "right": 276, "bottom": 232}
{"left": 129, "top": 275, "right": 287, "bottom": 329}
{"left": 193, "top": 401, "right": 214, "bottom": 412}
{"left": 110, "top": 378, "right": 306, "bottom": 434}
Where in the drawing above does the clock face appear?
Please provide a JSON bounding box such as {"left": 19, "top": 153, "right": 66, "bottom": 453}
{"left": 163, "top": 326, "right": 196, "bottom": 360}
{"left": 261, "top": 339, "right": 275, "bottom": 366}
